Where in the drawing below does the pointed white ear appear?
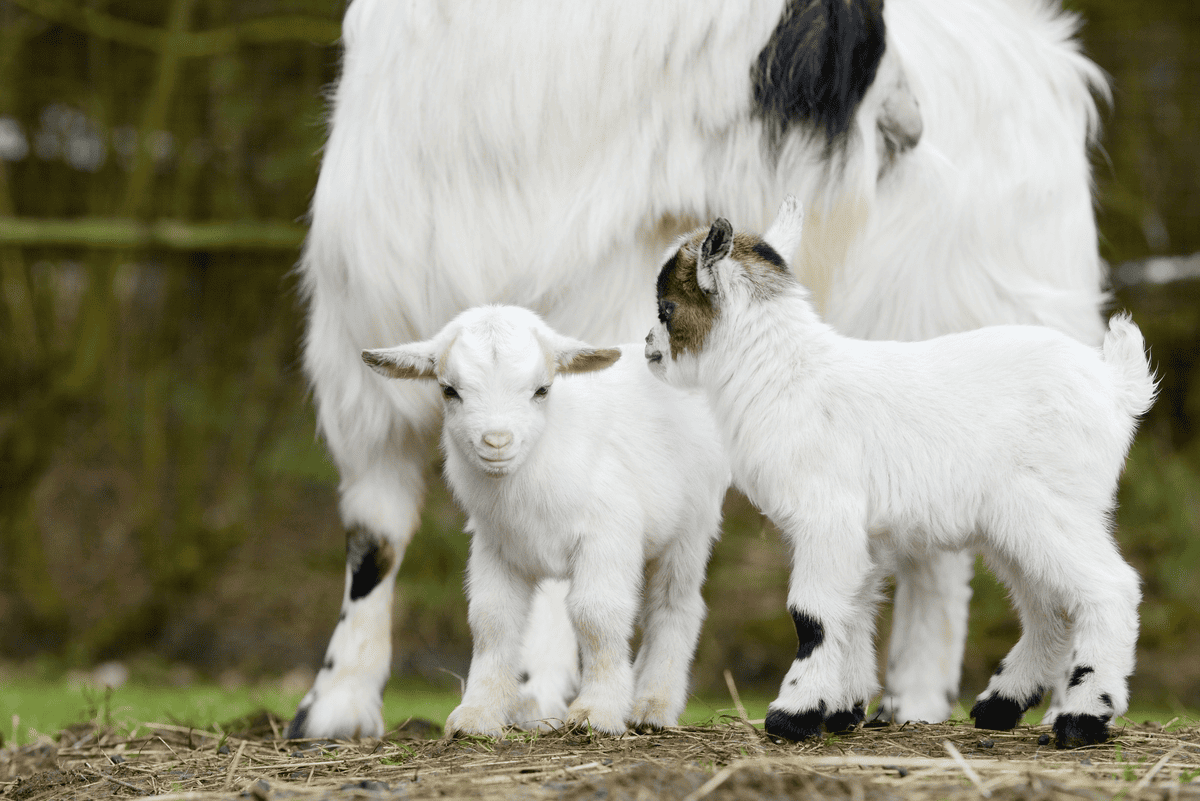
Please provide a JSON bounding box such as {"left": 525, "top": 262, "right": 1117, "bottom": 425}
{"left": 697, "top": 217, "right": 734, "bottom": 295}
{"left": 537, "top": 330, "right": 622, "bottom": 375}
{"left": 762, "top": 195, "right": 805, "bottom": 266}
{"left": 361, "top": 341, "right": 440, "bottom": 380}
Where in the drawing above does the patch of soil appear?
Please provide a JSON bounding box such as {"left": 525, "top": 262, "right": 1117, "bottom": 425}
{"left": 1, "top": 712, "right": 1198, "bottom": 801}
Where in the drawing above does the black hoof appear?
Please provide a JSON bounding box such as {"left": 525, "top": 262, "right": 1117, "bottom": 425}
{"left": 824, "top": 703, "right": 865, "bottom": 733}
{"left": 764, "top": 707, "right": 822, "bottom": 741}
{"left": 1053, "top": 713, "right": 1110, "bottom": 749}
{"left": 970, "top": 695, "right": 1023, "bottom": 731}
{"left": 285, "top": 704, "right": 310, "bottom": 739}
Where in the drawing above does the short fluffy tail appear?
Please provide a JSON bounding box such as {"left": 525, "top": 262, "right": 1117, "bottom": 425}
{"left": 1102, "top": 313, "right": 1157, "bottom": 419}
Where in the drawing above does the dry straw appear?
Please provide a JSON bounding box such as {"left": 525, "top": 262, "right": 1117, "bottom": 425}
{"left": 1, "top": 712, "right": 1196, "bottom": 800}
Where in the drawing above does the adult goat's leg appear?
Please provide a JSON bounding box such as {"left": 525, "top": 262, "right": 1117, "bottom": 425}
{"left": 287, "top": 365, "right": 436, "bottom": 739}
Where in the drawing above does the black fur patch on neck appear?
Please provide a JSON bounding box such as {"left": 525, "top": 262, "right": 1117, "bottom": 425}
{"left": 750, "top": 240, "right": 786, "bottom": 269}
{"left": 752, "top": 0, "right": 887, "bottom": 145}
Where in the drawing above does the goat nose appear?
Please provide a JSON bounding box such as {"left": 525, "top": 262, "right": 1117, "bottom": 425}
{"left": 482, "top": 431, "right": 513, "bottom": 449}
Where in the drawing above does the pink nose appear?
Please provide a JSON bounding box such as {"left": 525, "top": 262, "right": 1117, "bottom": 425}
{"left": 482, "top": 431, "right": 513, "bottom": 449}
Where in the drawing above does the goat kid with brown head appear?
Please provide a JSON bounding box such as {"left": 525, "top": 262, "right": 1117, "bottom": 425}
{"left": 646, "top": 198, "right": 1153, "bottom": 748}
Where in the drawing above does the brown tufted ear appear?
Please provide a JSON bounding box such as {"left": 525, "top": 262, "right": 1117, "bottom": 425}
{"left": 697, "top": 218, "right": 734, "bottom": 295}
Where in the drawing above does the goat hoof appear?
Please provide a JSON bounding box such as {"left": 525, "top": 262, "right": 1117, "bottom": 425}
{"left": 824, "top": 703, "right": 865, "bottom": 733}
{"left": 970, "top": 695, "right": 1024, "bottom": 731}
{"left": 764, "top": 707, "right": 822, "bottom": 741}
{"left": 1053, "top": 713, "right": 1110, "bottom": 749}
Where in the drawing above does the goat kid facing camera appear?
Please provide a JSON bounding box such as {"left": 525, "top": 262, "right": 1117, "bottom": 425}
{"left": 364, "top": 306, "right": 729, "bottom": 736}
{"left": 645, "top": 197, "right": 1155, "bottom": 749}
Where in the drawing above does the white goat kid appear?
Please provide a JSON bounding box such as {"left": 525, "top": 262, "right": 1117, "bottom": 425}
{"left": 363, "top": 306, "right": 729, "bottom": 735}
{"left": 645, "top": 198, "right": 1155, "bottom": 749}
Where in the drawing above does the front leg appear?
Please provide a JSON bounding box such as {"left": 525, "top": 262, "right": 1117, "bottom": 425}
{"left": 564, "top": 534, "right": 642, "bottom": 735}
{"left": 765, "top": 500, "right": 877, "bottom": 741}
{"left": 445, "top": 533, "right": 535, "bottom": 737}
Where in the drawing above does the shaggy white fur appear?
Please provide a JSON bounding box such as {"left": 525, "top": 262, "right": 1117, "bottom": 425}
{"left": 645, "top": 198, "right": 1155, "bottom": 749}
{"left": 291, "top": 0, "right": 1108, "bottom": 738}
{"left": 363, "top": 306, "right": 728, "bottom": 735}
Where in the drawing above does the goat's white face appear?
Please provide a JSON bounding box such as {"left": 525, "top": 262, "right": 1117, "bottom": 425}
{"left": 438, "top": 325, "right": 553, "bottom": 476}
{"left": 362, "top": 305, "right": 621, "bottom": 478}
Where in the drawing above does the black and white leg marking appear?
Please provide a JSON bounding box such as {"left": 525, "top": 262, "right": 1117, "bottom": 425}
{"left": 764, "top": 608, "right": 828, "bottom": 741}
{"left": 286, "top": 525, "right": 398, "bottom": 739}
{"left": 1051, "top": 664, "right": 1116, "bottom": 749}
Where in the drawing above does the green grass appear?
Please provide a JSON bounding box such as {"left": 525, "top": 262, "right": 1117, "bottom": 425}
{"left": 1, "top": 676, "right": 1194, "bottom": 747}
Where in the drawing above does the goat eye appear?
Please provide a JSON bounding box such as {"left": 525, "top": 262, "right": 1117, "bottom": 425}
{"left": 658, "top": 299, "right": 676, "bottom": 326}
{"left": 534, "top": 385, "right": 549, "bottom": 398}
{"left": 441, "top": 385, "right": 460, "bottom": 400}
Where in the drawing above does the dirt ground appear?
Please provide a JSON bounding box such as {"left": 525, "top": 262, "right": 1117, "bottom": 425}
{"left": 2, "top": 711, "right": 1198, "bottom": 801}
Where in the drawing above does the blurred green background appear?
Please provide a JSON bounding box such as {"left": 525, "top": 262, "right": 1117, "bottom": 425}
{"left": 0, "top": 0, "right": 1197, "bottom": 722}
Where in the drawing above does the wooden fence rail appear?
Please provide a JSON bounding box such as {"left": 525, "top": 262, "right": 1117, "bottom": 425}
{"left": 0, "top": 216, "right": 306, "bottom": 250}
{"left": 7, "top": 0, "right": 340, "bottom": 55}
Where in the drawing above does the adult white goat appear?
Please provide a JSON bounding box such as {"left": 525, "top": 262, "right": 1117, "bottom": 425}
{"left": 291, "top": 0, "right": 1108, "bottom": 738}
{"left": 361, "top": 305, "right": 729, "bottom": 735}
{"left": 644, "top": 198, "right": 1154, "bottom": 748}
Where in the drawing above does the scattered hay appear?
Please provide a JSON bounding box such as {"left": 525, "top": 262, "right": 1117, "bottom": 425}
{"left": 1, "top": 712, "right": 1197, "bottom": 800}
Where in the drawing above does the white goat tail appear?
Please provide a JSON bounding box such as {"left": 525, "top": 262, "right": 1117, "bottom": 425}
{"left": 1102, "top": 313, "right": 1158, "bottom": 420}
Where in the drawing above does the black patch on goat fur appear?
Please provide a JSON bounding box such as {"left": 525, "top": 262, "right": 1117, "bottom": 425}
{"left": 286, "top": 703, "right": 310, "bottom": 739}
{"left": 751, "top": 240, "right": 786, "bottom": 270}
{"left": 971, "top": 687, "right": 1045, "bottom": 731}
{"left": 1100, "top": 693, "right": 1113, "bottom": 709}
{"left": 323, "top": 656, "right": 334, "bottom": 671}
{"left": 1054, "top": 713, "right": 1111, "bottom": 749}
{"left": 789, "top": 607, "right": 825, "bottom": 661}
{"left": 346, "top": 526, "right": 395, "bottom": 601}
{"left": 752, "top": 0, "right": 887, "bottom": 145}
{"left": 824, "top": 703, "right": 865, "bottom": 733}
{"left": 1068, "top": 665, "right": 1094, "bottom": 688}
{"left": 765, "top": 706, "right": 824, "bottom": 741}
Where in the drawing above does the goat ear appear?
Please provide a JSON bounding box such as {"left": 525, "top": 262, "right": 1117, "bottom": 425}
{"left": 697, "top": 217, "right": 733, "bottom": 295}
{"left": 538, "top": 330, "right": 622, "bottom": 375}
{"left": 762, "top": 195, "right": 805, "bottom": 266}
{"left": 558, "top": 347, "right": 621, "bottom": 374}
{"left": 362, "top": 343, "right": 439, "bottom": 380}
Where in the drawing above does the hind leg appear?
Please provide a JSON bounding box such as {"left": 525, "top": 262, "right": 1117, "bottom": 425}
{"left": 512, "top": 579, "right": 579, "bottom": 730}
{"left": 970, "top": 559, "right": 1070, "bottom": 732}
{"left": 1050, "top": 552, "right": 1140, "bottom": 748}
